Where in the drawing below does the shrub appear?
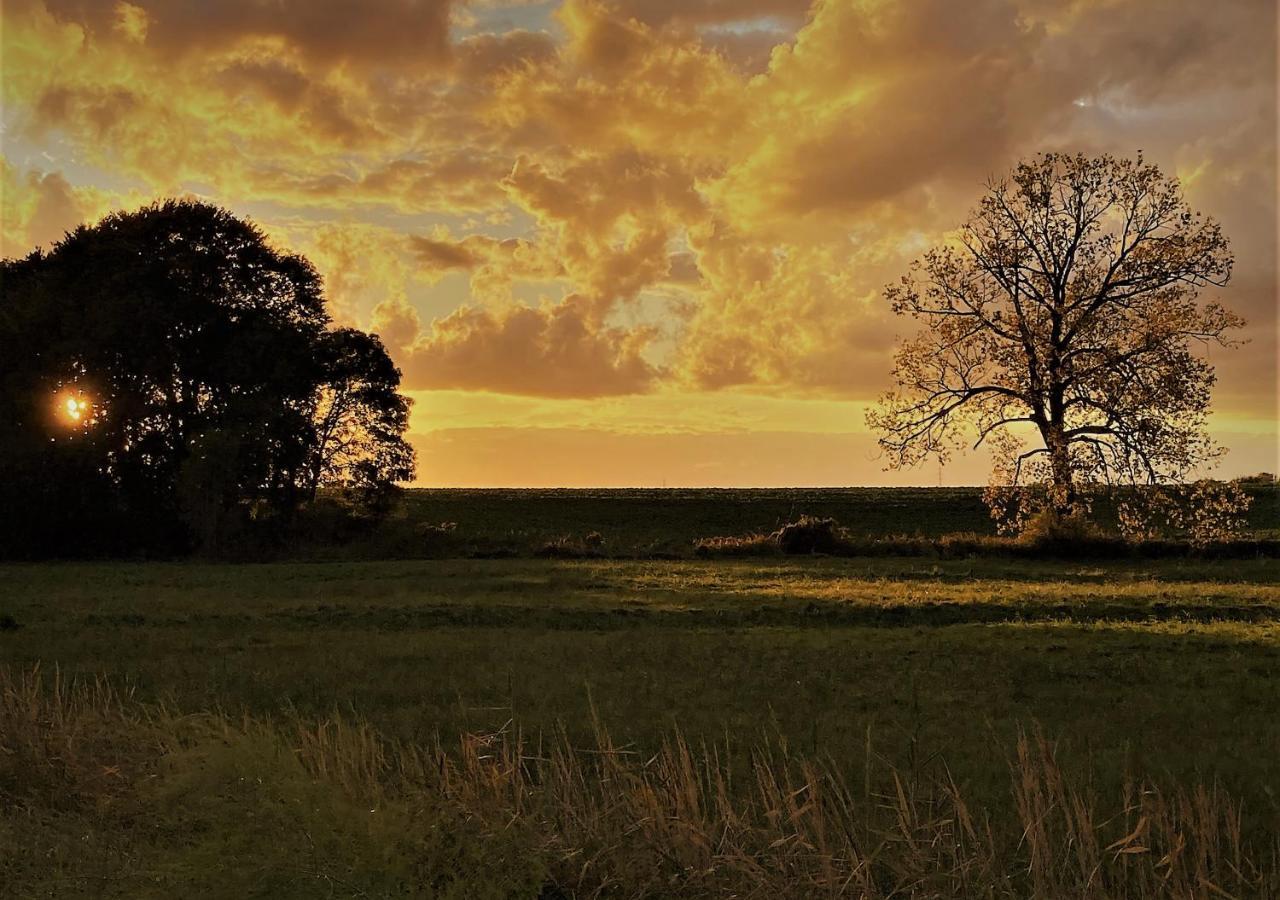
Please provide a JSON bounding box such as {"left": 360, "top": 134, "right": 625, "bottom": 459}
{"left": 1018, "top": 508, "right": 1102, "bottom": 544}
{"left": 695, "top": 516, "right": 848, "bottom": 557}
{"left": 416, "top": 520, "right": 461, "bottom": 555}
{"left": 772, "top": 515, "right": 843, "bottom": 554}
{"left": 289, "top": 494, "right": 380, "bottom": 544}
{"left": 1117, "top": 480, "right": 1253, "bottom": 548}
{"left": 535, "top": 534, "right": 606, "bottom": 559}
{"left": 693, "top": 533, "right": 777, "bottom": 557}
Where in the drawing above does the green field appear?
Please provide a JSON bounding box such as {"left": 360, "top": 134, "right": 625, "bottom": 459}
{"left": 4, "top": 491, "right": 1280, "bottom": 895}
{"left": 5, "top": 557, "right": 1279, "bottom": 791}
{"left": 285, "top": 484, "right": 1280, "bottom": 560}
{"left": 402, "top": 487, "right": 1000, "bottom": 545}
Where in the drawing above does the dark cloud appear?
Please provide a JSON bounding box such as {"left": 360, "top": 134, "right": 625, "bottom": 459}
{"left": 257, "top": 153, "right": 509, "bottom": 212}
{"left": 612, "top": 0, "right": 810, "bottom": 29}
{"left": 698, "top": 25, "right": 789, "bottom": 73}
{"left": 33, "top": 85, "right": 143, "bottom": 141}
{"left": 218, "top": 60, "right": 311, "bottom": 111}
{"left": 1031, "top": 0, "right": 1276, "bottom": 102}
{"left": 455, "top": 28, "right": 557, "bottom": 80}
{"left": 43, "top": 0, "right": 456, "bottom": 69}
{"left": 409, "top": 235, "right": 480, "bottom": 270}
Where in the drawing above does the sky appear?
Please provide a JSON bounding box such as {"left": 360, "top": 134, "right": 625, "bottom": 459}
{"left": 2, "top": 0, "right": 1276, "bottom": 486}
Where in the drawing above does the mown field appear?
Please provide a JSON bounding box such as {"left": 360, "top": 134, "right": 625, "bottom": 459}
{"left": 5, "top": 555, "right": 1280, "bottom": 782}
{"left": 4, "top": 554, "right": 1280, "bottom": 895}
{"left": 3, "top": 488, "right": 1280, "bottom": 896}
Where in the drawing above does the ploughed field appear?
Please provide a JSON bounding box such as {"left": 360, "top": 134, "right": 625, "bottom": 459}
{"left": 3, "top": 497, "right": 1280, "bottom": 895}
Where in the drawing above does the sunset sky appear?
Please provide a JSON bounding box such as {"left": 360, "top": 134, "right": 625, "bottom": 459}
{"left": 2, "top": 0, "right": 1276, "bottom": 486}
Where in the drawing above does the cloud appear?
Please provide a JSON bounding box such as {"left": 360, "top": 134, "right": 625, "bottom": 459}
{"left": 490, "top": 1, "right": 747, "bottom": 157}
{"left": 705, "top": 0, "right": 1056, "bottom": 233}
{"left": 300, "top": 154, "right": 511, "bottom": 212}
{"left": 1027, "top": 0, "right": 1275, "bottom": 103}
{"left": 407, "top": 229, "right": 564, "bottom": 303}
{"left": 611, "top": 0, "right": 810, "bottom": 30}
{"left": 0, "top": 162, "right": 119, "bottom": 256}
{"left": 262, "top": 220, "right": 419, "bottom": 327}
{"left": 371, "top": 295, "right": 424, "bottom": 353}
{"left": 393, "top": 294, "right": 659, "bottom": 397}
{"left": 24, "top": 170, "right": 86, "bottom": 248}
{"left": 410, "top": 234, "right": 482, "bottom": 271}
{"left": 4, "top": 1, "right": 512, "bottom": 213}
{"left": 1, "top": 0, "right": 1274, "bottom": 430}
{"left": 41, "top": 0, "right": 456, "bottom": 70}
{"left": 217, "top": 59, "right": 311, "bottom": 111}
{"left": 455, "top": 28, "right": 557, "bottom": 81}
{"left": 676, "top": 226, "right": 902, "bottom": 392}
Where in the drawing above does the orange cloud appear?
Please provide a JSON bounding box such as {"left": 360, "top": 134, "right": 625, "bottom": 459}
{"left": 0, "top": 161, "right": 128, "bottom": 256}
{"left": 39, "top": 0, "right": 456, "bottom": 70}
{"left": 1, "top": 0, "right": 1274, "bottom": 474}
{"left": 391, "top": 294, "right": 659, "bottom": 397}
{"left": 410, "top": 234, "right": 482, "bottom": 271}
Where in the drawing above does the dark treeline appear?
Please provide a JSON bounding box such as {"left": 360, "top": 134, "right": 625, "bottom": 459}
{"left": 0, "top": 201, "right": 414, "bottom": 558}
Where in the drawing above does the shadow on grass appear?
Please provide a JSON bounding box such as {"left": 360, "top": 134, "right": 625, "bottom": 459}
{"left": 74, "top": 596, "right": 1280, "bottom": 631}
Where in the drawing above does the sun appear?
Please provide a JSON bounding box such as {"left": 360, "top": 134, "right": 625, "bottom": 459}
{"left": 58, "top": 391, "right": 91, "bottom": 425}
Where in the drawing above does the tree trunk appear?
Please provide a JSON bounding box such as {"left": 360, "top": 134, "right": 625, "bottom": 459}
{"left": 1046, "top": 428, "right": 1076, "bottom": 517}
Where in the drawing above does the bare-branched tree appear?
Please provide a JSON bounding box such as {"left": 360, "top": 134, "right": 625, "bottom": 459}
{"left": 868, "top": 153, "right": 1242, "bottom": 526}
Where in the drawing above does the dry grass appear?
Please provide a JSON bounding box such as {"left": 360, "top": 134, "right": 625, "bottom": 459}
{"left": 693, "top": 521, "right": 1280, "bottom": 561}
{"left": 2, "top": 666, "right": 1276, "bottom": 898}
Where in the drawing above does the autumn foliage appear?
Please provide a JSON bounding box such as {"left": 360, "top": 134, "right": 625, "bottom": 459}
{"left": 870, "top": 153, "right": 1246, "bottom": 534}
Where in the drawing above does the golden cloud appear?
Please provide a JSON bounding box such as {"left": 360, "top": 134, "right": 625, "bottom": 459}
{"left": 39, "top": 0, "right": 455, "bottom": 70}
{"left": 392, "top": 294, "right": 659, "bottom": 397}
{"left": 1, "top": 0, "right": 1274, "bottom": 434}
{"left": 0, "top": 160, "right": 136, "bottom": 256}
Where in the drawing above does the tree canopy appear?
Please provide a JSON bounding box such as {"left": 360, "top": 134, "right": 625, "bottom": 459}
{"left": 868, "top": 153, "right": 1241, "bottom": 525}
{"left": 0, "top": 200, "right": 415, "bottom": 555}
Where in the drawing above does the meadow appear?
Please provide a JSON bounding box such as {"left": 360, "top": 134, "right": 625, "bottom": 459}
{"left": 3, "top": 489, "right": 1279, "bottom": 896}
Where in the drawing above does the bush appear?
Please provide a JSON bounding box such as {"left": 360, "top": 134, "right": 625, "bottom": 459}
{"left": 535, "top": 534, "right": 607, "bottom": 559}
{"left": 773, "top": 515, "right": 843, "bottom": 554}
{"left": 693, "top": 533, "right": 778, "bottom": 557}
{"left": 1018, "top": 509, "right": 1102, "bottom": 544}
{"left": 695, "top": 516, "right": 848, "bottom": 557}
{"left": 289, "top": 494, "right": 381, "bottom": 544}
{"left": 1239, "top": 472, "right": 1277, "bottom": 485}
{"left": 841, "top": 534, "right": 936, "bottom": 557}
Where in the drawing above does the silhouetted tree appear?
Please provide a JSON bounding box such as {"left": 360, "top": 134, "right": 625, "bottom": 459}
{"left": 304, "top": 328, "right": 415, "bottom": 502}
{"left": 868, "top": 153, "right": 1241, "bottom": 528}
{"left": 0, "top": 200, "right": 415, "bottom": 555}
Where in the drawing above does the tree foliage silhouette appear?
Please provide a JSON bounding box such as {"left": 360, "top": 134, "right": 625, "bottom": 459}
{"left": 305, "top": 327, "right": 415, "bottom": 500}
{"left": 0, "top": 200, "right": 415, "bottom": 555}
{"left": 869, "top": 153, "right": 1240, "bottom": 523}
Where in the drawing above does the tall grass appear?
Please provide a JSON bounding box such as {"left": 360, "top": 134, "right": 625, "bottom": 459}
{"left": 694, "top": 526, "right": 1280, "bottom": 560}
{"left": 3, "top": 666, "right": 1276, "bottom": 898}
